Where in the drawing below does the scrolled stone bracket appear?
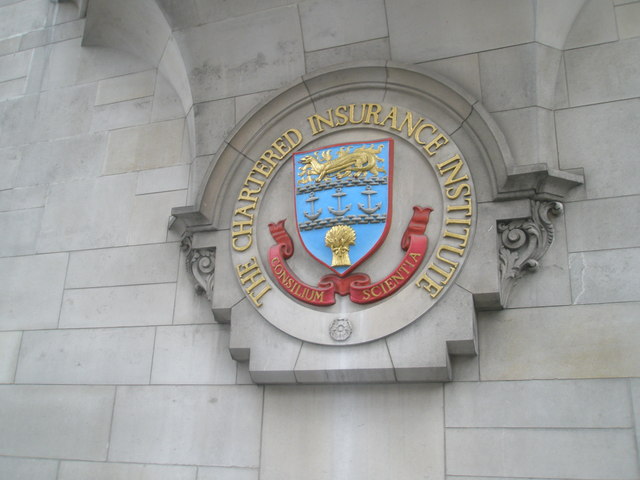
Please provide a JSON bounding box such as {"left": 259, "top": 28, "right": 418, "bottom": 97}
{"left": 498, "top": 200, "right": 563, "bottom": 306}
{"left": 181, "top": 232, "right": 216, "bottom": 300}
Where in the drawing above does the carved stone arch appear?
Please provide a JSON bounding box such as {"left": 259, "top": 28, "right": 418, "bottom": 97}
{"left": 171, "top": 62, "right": 583, "bottom": 383}
{"left": 175, "top": 62, "right": 581, "bottom": 231}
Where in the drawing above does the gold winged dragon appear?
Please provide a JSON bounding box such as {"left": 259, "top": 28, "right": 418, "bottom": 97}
{"left": 297, "top": 144, "right": 386, "bottom": 184}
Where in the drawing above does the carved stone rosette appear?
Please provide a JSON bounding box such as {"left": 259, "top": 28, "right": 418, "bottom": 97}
{"left": 181, "top": 233, "right": 216, "bottom": 300}
{"left": 498, "top": 200, "right": 563, "bottom": 306}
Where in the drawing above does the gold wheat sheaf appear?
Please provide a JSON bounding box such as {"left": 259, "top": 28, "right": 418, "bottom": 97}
{"left": 325, "top": 225, "right": 356, "bottom": 267}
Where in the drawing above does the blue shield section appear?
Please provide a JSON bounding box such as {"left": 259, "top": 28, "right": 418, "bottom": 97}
{"left": 293, "top": 139, "right": 393, "bottom": 276}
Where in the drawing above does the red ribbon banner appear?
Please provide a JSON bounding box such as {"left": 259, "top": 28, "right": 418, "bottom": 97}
{"left": 267, "top": 206, "right": 432, "bottom": 306}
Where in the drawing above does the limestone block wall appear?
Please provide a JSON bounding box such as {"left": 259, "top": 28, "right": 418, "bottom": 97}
{"left": 0, "top": 1, "right": 639, "bottom": 479}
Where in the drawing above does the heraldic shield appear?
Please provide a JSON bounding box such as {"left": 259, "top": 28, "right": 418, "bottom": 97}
{"left": 293, "top": 139, "right": 393, "bottom": 276}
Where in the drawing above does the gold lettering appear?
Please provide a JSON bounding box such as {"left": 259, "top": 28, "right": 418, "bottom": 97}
{"left": 413, "top": 123, "right": 437, "bottom": 145}
{"left": 436, "top": 154, "right": 469, "bottom": 186}
{"left": 334, "top": 105, "right": 349, "bottom": 126}
{"left": 424, "top": 133, "right": 449, "bottom": 156}
{"left": 447, "top": 197, "right": 473, "bottom": 217}
{"left": 395, "top": 111, "right": 424, "bottom": 137}
{"left": 234, "top": 204, "right": 254, "bottom": 220}
{"left": 378, "top": 106, "right": 398, "bottom": 129}
{"left": 416, "top": 272, "right": 444, "bottom": 297}
{"left": 260, "top": 149, "right": 281, "bottom": 164}
{"left": 236, "top": 256, "right": 271, "bottom": 307}
{"left": 236, "top": 257, "right": 259, "bottom": 277}
{"left": 283, "top": 128, "right": 302, "bottom": 150}
{"left": 348, "top": 104, "right": 365, "bottom": 124}
{"left": 444, "top": 228, "right": 470, "bottom": 248}
{"left": 271, "top": 137, "right": 290, "bottom": 157}
{"left": 445, "top": 183, "right": 471, "bottom": 200}
{"left": 364, "top": 103, "right": 383, "bottom": 125}
{"left": 244, "top": 175, "right": 265, "bottom": 188}
{"left": 446, "top": 217, "right": 472, "bottom": 226}
{"left": 436, "top": 244, "right": 464, "bottom": 268}
{"left": 252, "top": 160, "right": 274, "bottom": 178}
{"left": 428, "top": 262, "right": 455, "bottom": 285}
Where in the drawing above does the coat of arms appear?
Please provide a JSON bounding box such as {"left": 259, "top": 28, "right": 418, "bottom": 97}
{"left": 267, "top": 139, "right": 432, "bottom": 306}
{"left": 294, "top": 139, "right": 392, "bottom": 275}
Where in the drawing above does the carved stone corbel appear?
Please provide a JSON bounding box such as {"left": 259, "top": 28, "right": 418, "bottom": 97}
{"left": 181, "top": 232, "right": 216, "bottom": 300}
{"left": 498, "top": 200, "right": 563, "bottom": 306}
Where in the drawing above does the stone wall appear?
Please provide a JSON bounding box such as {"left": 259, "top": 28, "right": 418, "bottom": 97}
{"left": 0, "top": 0, "right": 639, "bottom": 479}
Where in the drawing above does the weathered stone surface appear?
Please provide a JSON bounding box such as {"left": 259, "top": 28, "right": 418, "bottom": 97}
{"left": 445, "top": 379, "right": 633, "bottom": 428}
{"left": 151, "top": 72, "right": 186, "bottom": 122}
{"left": 616, "top": 2, "right": 640, "bottom": 39}
{"left": 0, "top": 457, "right": 58, "bottom": 480}
{"left": 421, "top": 53, "right": 482, "bottom": 100}
{"left": 0, "top": 94, "right": 37, "bottom": 148}
{"left": 565, "top": 195, "right": 640, "bottom": 252}
{"left": 194, "top": 98, "right": 236, "bottom": 156}
{"left": 0, "top": 49, "right": 32, "bottom": 83}
{"left": 59, "top": 283, "right": 176, "bottom": 328}
{"left": 234, "top": 90, "right": 274, "bottom": 122}
{"left": 446, "top": 428, "right": 639, "bottom": 479}
{"left": 95, "top": 69, "right": 156, "bottom": 105}
{"left": 43, "top": 38, "right": 149, "bottom": 91}
{"left": 387, "top": 0, "right": 534, "bottom": 62}
{"left": 298, "top": 0, "right": 387, "bottom": 52}
{"left": 294, "top": 340, "right": 395, "bottom": 384}
{"left": 261, "top": 384, "right": 444, "bottom": 480}
{"left": 0, "top": 331, "right": 21, "bottom": 383}
{"left": 151, "top": 325, "right": 237, "bottom": 385}
{"left": 136, "top": 164, "right": 190, "bottom": 195}
{"left": 109, "top": 385, "right": 263, "bottom": 466}
{"left": 386, "top": 285, "right": 477, "bottom": 381}
{"left": 0, "top": 385, "right": 114, "bottom": 460}
{"left": 0, "top": 146, "right": 20, "bottom": 190}
{"left": 0, "top": 253, "right": 67, "bottom": 331}
{"left": 193, "top": 0, "right": 295, "bottom": 26}
{"left": 19, "top": 18, "right": 85, "bottom": 50}
{"left": 229, "top": 299, "right": 301, "bottom": 383}
{"left": 104, "top": 119, "right": 186, "bottom": 174}
{"left": 478, "top": 302, "right": 640, "bottom": 380}
{"left": 90, "top": 97, "right": 153, "bottom": 132}
{"left": 450, "top": 355, "right": 479, "bottom": 382}
{"left": 0, "top": 208, "right": 42, "bottom": 256}
{"left": 534, "top": 0, "right": 586, "bottom": 49}
{"left": 198, "top": 467, "right": 258, "bottom": 480}
{"left": 632, "top": 379, "right": 640, "bottom": 461}
{"left": 16, "top": 327, "right": 155, "bottom": 384}
{"left": 34, "top": 84, "right": 95, "bottom": 141}
{"left": 570, "top": 248, "right": 640, "bottom": 304}
{"left": 174, "top": 5, "right": 304, "bottom": 102}
{"left": 479, "top": 43, "right": 561, "bottom": 111}
{"left": 128, "top": 190, "right": 187, "bottom": 245}
{"left": 564, "top": 0, "right": 618, "bottom": 50}
{"left": 66, "top": 243, "right": 179, "bottom": 289}
{"left": 556, "top": 99, "right": 640, "bottom": 199}
{"left": 0, "top": 0, "right": 49, "bottom": 40}
{"left": 565, "top": 38, "right": 640, "bottom": 106}
{"left": 58, "top": 461, "right": 196, "bottom": 480}
{"left": 0, "top": 77, "right": 26, "bottom": 101}
{"left": 157, "top": 36, "right": 192, "bottom": 115}
{"left": 37, "top": 175, "right": 137, "bottom": 252}
{"left": 0, "top": 36, "right": 20, "bottom": 56}
{"left": 16, "top": 133, "right": 107, "bottom": 186}
{"left": 0, "top": 184, "right": 47, "bottom": 212}
{"left": 493, "top": 107, "right": 558, "bottom": 168}
{"left": 305, "top": 38, "right": 390, "bottom": 73}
